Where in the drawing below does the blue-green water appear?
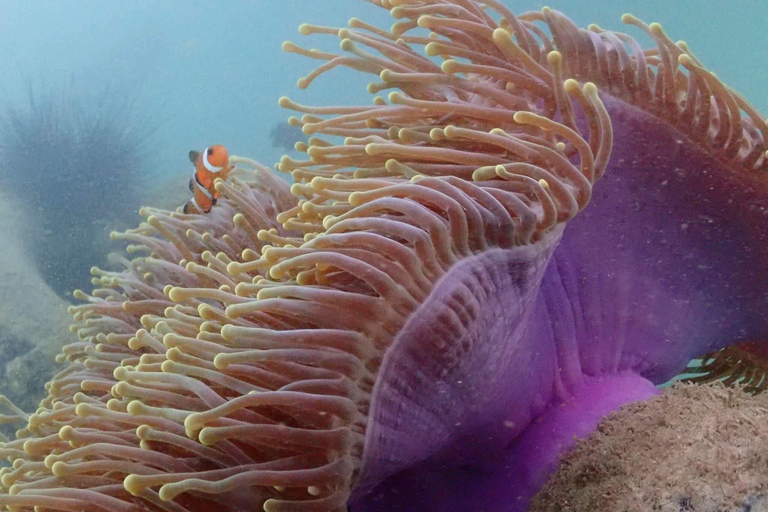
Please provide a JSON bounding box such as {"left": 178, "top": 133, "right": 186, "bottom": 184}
{"left": 0, "top": 1, "right": 763, "bottom": 179}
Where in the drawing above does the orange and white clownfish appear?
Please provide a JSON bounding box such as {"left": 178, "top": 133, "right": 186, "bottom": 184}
{"left": 182, "top": 145, "right": 234, "bottom": 214}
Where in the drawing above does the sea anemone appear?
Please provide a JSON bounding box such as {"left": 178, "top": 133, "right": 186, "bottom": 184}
{"left": 0, "top": 83, "right": 155, "bottom": 299}
{"left": 0, "top": 1, "right": 766, "bottom": 512}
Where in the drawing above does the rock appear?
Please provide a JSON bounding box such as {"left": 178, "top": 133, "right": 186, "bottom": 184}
{"left": 0, "top": 191, "right": 76, "bottom": 418}
{"left": 531, "top": 382, "right": 768, "bottom": 512}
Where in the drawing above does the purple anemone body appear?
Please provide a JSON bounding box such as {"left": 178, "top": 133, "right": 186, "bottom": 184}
{"left": 349, "top": 94, "right": 768, "bottom": 511}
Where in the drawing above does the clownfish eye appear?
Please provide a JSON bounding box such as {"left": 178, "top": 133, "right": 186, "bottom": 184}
{"left": 207, "top": 148, "right": 214, "bottom": 156}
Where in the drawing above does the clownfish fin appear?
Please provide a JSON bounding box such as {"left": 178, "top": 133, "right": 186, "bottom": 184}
{"left": 183, "top": 201, "right": 206, "bottom": 214}
{"left": 189, "top": 150, "right": 200, "bottom": 164}
{"left": 182, "top": 197, "right": 211, "bottom": 215}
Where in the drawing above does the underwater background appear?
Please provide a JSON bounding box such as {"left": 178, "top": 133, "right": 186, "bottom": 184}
{"left": 0, "top": 0, "right": 764, "bottom": 177}
{"left": 0, "top": 0, "right": 764, "bottom": 426}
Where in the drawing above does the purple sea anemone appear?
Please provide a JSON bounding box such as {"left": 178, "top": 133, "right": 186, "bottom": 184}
{"left": 0, "top": 1, "right": 766, "bottom": 512}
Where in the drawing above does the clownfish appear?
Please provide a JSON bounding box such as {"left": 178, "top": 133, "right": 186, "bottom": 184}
{"left": 182, "top": 145, "right": 234, "bottom": 214}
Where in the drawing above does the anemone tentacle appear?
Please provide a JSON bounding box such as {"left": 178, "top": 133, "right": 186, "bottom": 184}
{"left": 0, "top": 162, "right": 295, "bottom": 512}
{"left": 684, "top": 342, "right": 768, "bottom": 393}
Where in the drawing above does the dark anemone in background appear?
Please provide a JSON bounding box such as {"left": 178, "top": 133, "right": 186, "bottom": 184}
{"left": 0, "top": 83, "right": 157, "bottom": 300}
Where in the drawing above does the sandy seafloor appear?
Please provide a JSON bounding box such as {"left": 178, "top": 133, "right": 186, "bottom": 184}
{"left": 0, "top": 0, "right": 763, "bottom": 498}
